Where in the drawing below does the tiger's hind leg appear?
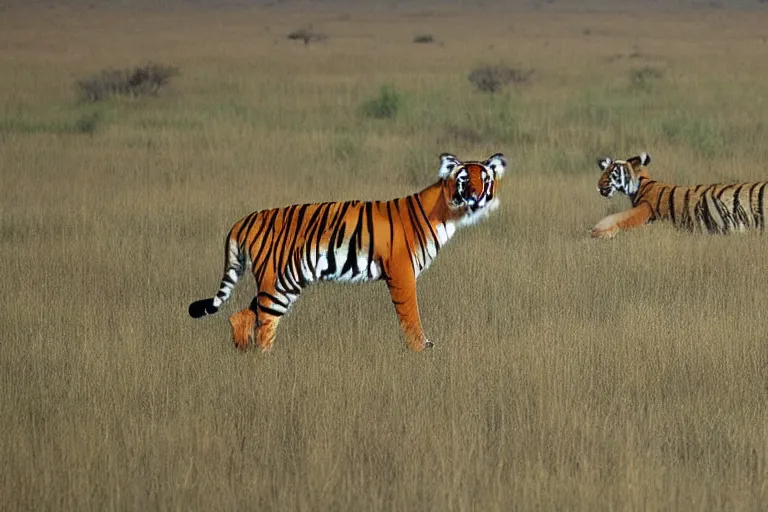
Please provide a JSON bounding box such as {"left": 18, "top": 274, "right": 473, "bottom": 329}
{"left": 251, "top": 285, "right": 299, "bottom": 353}
{"left": 229, "top": 308, "right": 256, "bottom": 351}
{"left": 228, "top": 299, "right": 289, "bottom": 353}
{"left": 255, "top": 312, "right": 282, "bottom": 353}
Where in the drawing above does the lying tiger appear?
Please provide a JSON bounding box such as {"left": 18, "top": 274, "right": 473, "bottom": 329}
{"left": 592, "top": 152, "right": 767, "bottom": 239}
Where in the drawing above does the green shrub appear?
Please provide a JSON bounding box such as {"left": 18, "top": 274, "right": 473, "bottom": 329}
{"left": 413, "top": 34, "right": 435, "bottom": 44}
{"left": 361, "top": 85, "right": 402, "bottom": 119}
{"left": 629, "top": 66, "right": 663, "bottom": 91}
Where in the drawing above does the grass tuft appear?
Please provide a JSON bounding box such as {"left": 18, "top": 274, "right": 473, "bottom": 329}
{"left": 287, "top": 26, "right": 327, "bottom": 45}
{"left": 413, "top": 34, "right": 435, "bottom": 43}
{"left": 468, "top": 64, "right": 533, "bottom": 93}
{"left": 77, "top": 62, "right": 178, "bottom": 102}
{"left": 361, "top": 85, "right": 402, "bottom": 119}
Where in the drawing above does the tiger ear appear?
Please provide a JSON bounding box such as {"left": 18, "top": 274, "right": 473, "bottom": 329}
{"left": 597, "top": 157, "right": 613, "bottom": 171}
{"left": 627, "top": 152, "right": 651, "bottom": 168}
{"left": 438, "top": 153, "right": 461, "bottom": 179}
{"left": 484, "top": 153, "right": 507, "bottom": 178}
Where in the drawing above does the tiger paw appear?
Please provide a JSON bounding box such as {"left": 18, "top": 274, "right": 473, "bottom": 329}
{"left": 407, "top": 338, "right": 433, "bottom": 352}
{"left": 591, "top": 227, "right": 617, "bottom": 239}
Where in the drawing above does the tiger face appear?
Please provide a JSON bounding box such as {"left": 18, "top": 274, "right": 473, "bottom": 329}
{"left": 596, "top": 152, "right": 651, "bottom": 198}
{"left": 437, "top": 153, "right": 506, "bottom": 225}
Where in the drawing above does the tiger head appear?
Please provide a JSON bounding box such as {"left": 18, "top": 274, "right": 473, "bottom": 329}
{"left": 437, "top": 153, "right": 506, "bottom": 225}
{"left": 596, "top": 152, "right": 651, "bottom": 198}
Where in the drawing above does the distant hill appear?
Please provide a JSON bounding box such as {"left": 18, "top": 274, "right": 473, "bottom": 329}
{"left": 3, "top": 0, "right": 768, "bottom": 11}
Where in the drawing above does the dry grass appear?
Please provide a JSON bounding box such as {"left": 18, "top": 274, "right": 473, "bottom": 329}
{"left": 2, "top": 3, "right": 768, "bottom": 510}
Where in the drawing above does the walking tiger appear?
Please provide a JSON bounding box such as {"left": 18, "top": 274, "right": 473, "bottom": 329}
{"left": 592, "top": 152, "right": 767, "bottom": 238}
{"left": 189, "top": 152, "right": 507, "bottom": 352}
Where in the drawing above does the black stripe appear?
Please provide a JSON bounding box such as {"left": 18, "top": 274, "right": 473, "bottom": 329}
{"left": 304, "top": 202, "right": 330, "bottom": 275}
{"left": 400, "top": 220, "right": 416, "bottom": 274}
{"left": 250, "top": 209, "right": 280, "bottom": 266}
{"left": 288, "top": 259, "right": 304, "bottom": 289}
{"left": 330, "top": 201, "right": 352, "bottom": 231}
{"left": 266, "top": 208, "right": 291, "bottom": 281}
{"left": 313, "top": 202, "right": 334, "bottom": 276}
{"left": 321, "top": 205, "right": 347, "bottom": 279}
{"left": 241, "top": 211, "right": 268, "bottom": 255}
{"left": 406, "top": 196, "right": 428, "bottom": 264}
{"left": 286, "top": 204, "right": 310, "bottom": 287}
{"left": 757, "top": 182, "right": 766, "bottom": 231}
{"left": 748, "top": 183, "right": 761, "bottom": 230}
{"left": 341, "top": 205, "right": 366, "bottom": 277}
{"left": 697, "top": 195, "right": 717, "bottom": 234}
{"left": 336, "top": 222, "right": 347, "bottom": 249}
{"left": 712, "top": 192, "right": 734, "bottom": 233}
{"left": 257, "top": 291, "right": 290, "bottom": 309}
{"left": 391, "top": 198, "right": 415, "bottom": 273}
{"left": 386, "top": 201, "right": 395, "bottom": 251}
{"left": 668, "top": 186, "right": 677, "bottom": 225}
{"left": 236, "top": 212, "right": 259, "bottom": 247}
{"left": 696, "top": 185, "right": 717, "bottom": 233}
{"left": 365, "top": 202, "right": 375, "bottom": 278}
{"left": 273, "top": 206, "right": 296, "bottom": 275}
{"left": 289, "top": 204, "right": 309, "bottom": 253}
{"left": 269, "top": 210, "right": 293, "bottom": 290}
{"left": 732, "top": 184, "right": 748, "bottom": 229}
{"left": 633, "top": 178, "right": 655, "bottom": 207}
{"left": 716, "top": 185, "right": 730, "bottom": 200}
{"left": 277, "top": 261, "right": 301, "bottom": 295}
{"left": 258, "top": 303, "right": 285, "bottom": 318}
{"left": 413, "top": 194, "right": 439, "bottom": 250}
{"left": 681, "top": 189, "right": 691, "bottom": 230}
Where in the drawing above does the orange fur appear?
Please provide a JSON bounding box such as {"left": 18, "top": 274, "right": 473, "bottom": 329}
{"left": 189, "top": 153, "right": 506, "bottom": 352}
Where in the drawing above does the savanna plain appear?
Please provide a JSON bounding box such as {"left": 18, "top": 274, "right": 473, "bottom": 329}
{"left": 2, "top": 1, "right": 768, "bottom": 510}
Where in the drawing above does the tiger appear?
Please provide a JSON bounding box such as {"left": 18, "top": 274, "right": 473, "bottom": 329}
{"left": 592, "top": 152, "right": 768, "bottom": 239}
{"left": 188, "top": 152, "right": 507, "bottom": 353}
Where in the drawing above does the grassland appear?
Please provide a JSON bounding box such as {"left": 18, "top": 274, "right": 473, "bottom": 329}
{"left": 2, "top": 3, "right": 768, "bottom": 510}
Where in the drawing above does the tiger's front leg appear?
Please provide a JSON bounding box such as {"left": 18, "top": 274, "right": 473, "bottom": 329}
{"left": 385, "top": 270, "right": 433, "bottom": 352}
{"left": 591, "top": 203, "right": 653, "bottom": 239}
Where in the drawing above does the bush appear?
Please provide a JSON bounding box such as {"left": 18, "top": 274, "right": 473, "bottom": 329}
{"left": 77, "top": 62, "right": 178, "bottom": 102}
{"left": 629, "top": 66, "right": 663, "bottom": 91}
{"left": 287, "top": 27, "right": 327, "bottom": 45}
{"left": 468, "top": 64, "right": 533, "bottom": 93}
{"left": 361, "top": 85, "right": 401, "bottom": 119}
{"left": 413, "top": 34, "right": 435, "bottom": 44}
{"left": 74, "top": 112, "right": 100, "bottom": 135}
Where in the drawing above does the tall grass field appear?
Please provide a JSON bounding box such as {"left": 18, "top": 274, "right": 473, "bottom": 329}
{"left": 2, "top": 2, "right": 768, "bottom": 510}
